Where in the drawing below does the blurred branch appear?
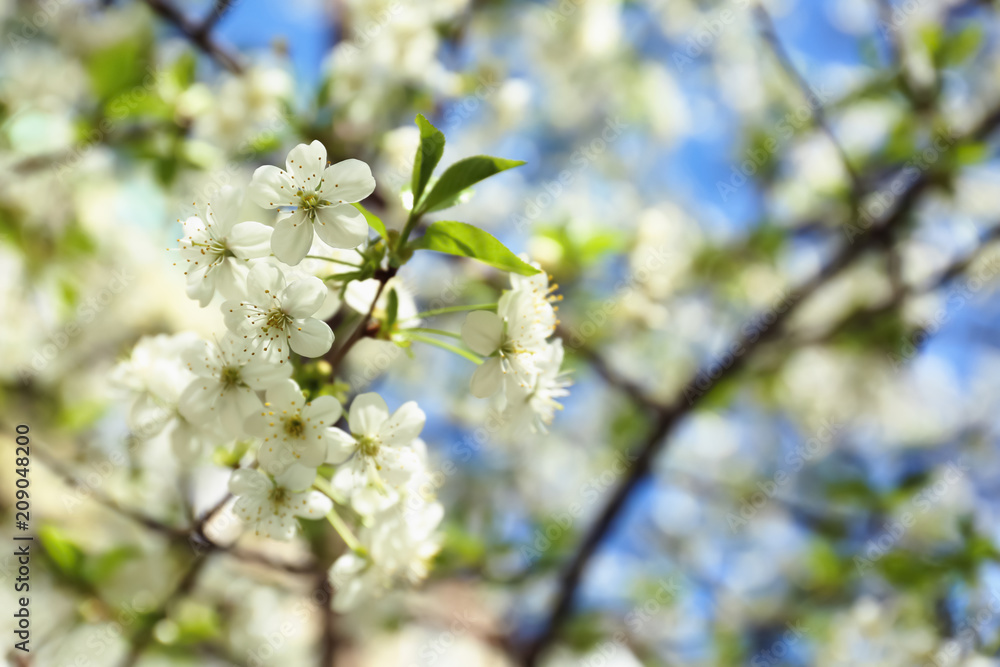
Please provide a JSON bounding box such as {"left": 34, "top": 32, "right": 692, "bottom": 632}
{"left": 753, "top": 4, "right": 863, "bottom": 195}
{"left": 141, "top": 0, "right": 244, "bottom": 73}
{"left": 327, "top": 268, "right": 397, "bottom": 372}
{"left": 518, "top": 102, "right": 1000, "bottom": 665}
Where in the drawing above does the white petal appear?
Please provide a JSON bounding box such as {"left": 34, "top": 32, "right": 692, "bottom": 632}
{"left": 214, "top": 261, "right": 247, "bottom": 302}
{"left": 218, "top": 386, "right": 262, "bottom": 434}
{"left": 377, "top": 446, "right": 422, "bottom": 485}
{"left": 266, "top": 379, "right": 305, "bottom": 410}
{"left": 349, "top": 393, "right": 389, "bottom": 437}
{"left": 249, "top": 165, "right": 296, "bottom": 208}
{"left": 181, "top": 339, "right": 220, "bottom": 378}
{"left": 291, "top": 490, "right": 333, "bottom": 518}
{"left": 228, "top": 221, "right": 273, "bottom": 260}
{"left": 303, "top": 395, "right": 342, "bottom": 425}
{"left": 241, "top": 357, "right": 293, "bottom": 390}
{"left": 206, "top": 185, "right": 242, "bottom": 236}
{"left": 270, "top": 211, "right": 314, "bottom": 265}
{"left": 185, "top": 268, "right": 216, "bottom": 307}
{"left": 288, "top": 318, "right": 334, "bottom": 357}
{"left": 379, "top": 401, "right": 425, "bottom": 447}
{"left": 178, "top": 379, "right": 223, "bottom": 424}
{"left": 247, "top": 262, "right": 287, "bottom": 305}
{"left": 326, "top": 428, "right": 357, "bottom": 462}
{"left": 229, "top": 468, "right": 270, "bottom": 497}
{"left": 259, "top": 511, "right": 298, "bottom": 540}
{"left": 285, "top": 140, "right": 327, "bottom": 188}
{"left": 275, "top": 463, "right": 317, "bottom": 491}
{"left": 319, "top": 158, "right": 376, "bottom": 203}
{"left": 282, "top": 276, "right": 327, "bottom": 318}
{"left": 470, "top": 357, "right": 503, "bottom": 398}
{"left": 313, "top": 204, "right": 369, "bottom": 249}
{"left": 461, "top": 311, "right": 503, "bottom": 356}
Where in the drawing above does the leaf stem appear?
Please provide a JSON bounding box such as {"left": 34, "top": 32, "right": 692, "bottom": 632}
{"left": 401, "top": 332, "right": 483, "bottom": 364}
{"left": 404, "top": 303, "right": 497, "bottom": 321}
{"left": 305, "top": 255, "right": 362, "bottom": 268}
{"left": 405, "top": 327, "right": 463, "bottom": 339}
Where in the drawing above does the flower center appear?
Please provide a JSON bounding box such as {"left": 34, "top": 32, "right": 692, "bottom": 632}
{"left": 298, "top": 190, "right": 329, "bottom": 216}
{"left": 269, "top": 486, "right": 290, "bottom": 505}
{"left": 263, "top": 308, "right": 291, "bottom": 333}
{"left": 357, "top": 434, "right": 381, "bottom": 458}
{"left": 220, "top": 365, "right": 242, "bottom": 388}
{"left": 284, "top": 414, "right": 305, "bottom": 438}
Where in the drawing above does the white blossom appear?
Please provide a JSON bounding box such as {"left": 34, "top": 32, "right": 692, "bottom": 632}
{"left": 229, "top": 465, "right": 331, "bottom": 540}
{"left": 245, "top": 379, "right": 344, "bottom": 475}
{"left": 179, "top": 333, "right": 292, "bottom": 434}
{"left": 223, "top": 262, "right": 334, "bottom": 362}
{"left": 461, "top": 288, "right": 551, "bottom": 398}
{"left": 326, "top": 392, "right": 425, "bottom": 511}
{"left": 504, "top": 338, "right": 572, "bottom": 434}
{"left": 328, "top": 494, "right": 443, "bottom": 611}
{"left": 175, "top": 185, "right": 273, "bottom": 307}
{"left": 248, "top": 140, "right": 375, "bottom": 264}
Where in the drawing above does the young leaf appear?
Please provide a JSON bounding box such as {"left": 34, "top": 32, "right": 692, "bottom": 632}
{"left": 409, "top": 221, "right": 539, "bottom": 276}
{"left": 352, "top": 202, "right": 386, "bottom": 238}
{"left": 416, "top": 156, "right": 525, "bottom": 215}
{"left": 411, "top": 114, "right": 445, "bottom": 208}
{"left": 382, "top": 287, "right": 399, "bottom": 337}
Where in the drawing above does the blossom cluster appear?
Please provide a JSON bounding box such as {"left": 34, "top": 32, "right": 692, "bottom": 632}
{"left": 110, "top": 138, "right": 569, "bottom": 611}
{"left": 462, "top": 262, "right": 570, "bottom": 433}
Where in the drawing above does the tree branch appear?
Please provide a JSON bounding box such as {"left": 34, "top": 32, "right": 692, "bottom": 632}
{"left": 142, "top": 0, "right": 244, "bottom": 73}
{"left": 517, "top": 102, "right": 1000, "bottom": 665}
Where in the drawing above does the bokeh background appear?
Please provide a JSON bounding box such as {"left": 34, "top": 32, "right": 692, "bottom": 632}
{"left": 4, "top": 0, "right": 1000, "bottom": 665}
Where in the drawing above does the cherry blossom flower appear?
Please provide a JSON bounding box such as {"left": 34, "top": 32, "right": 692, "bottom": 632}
{"left": 175, "top": 185, "right": 273, "bottom": 306}
{"left": 504, "top": 339, "right": 572, "bottom": 434}
{"left": 460, "top": 289, "right": 551, "bottom": 398}
{"left": 229, "top": 465, "right": 331, "bottom": 540}
{"left": 179, "top": 333, "right": 292, "bottom": 434}
{"left": 245, "top": 379, "right": 344, "bottom": 475}
{"left": 223, "top": 262, "right": 334, "bottom": 362}
{"left": 248, "top": 140, "right": 375, "bottom": 264}
{"left": 328, "top": 495, "right": 443, "bottom": 611}
{"left": 326, "top": 392, "right": 425, "bottom": 508}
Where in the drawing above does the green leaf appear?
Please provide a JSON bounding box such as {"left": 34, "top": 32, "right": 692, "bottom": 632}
{"left": 39, "top": 525, "right": 83, "bottom": 577}
{"left": 411, "top": 114, "right": 445, "bottom": 208}
{"left": 86, "top": 37, "right": 150, "bottom": 102}
{"left": 352, "top": 202, "right": 386, "bottom": 238}
{"left": 82, "top": 546, "right": 138, "bottom": 584}
{"left": 939, "top": 25, "right": 983, "bottom": 67}
{"left": 422, "top": 184, "right": 474, "bottom": 214}
{"left": 385, "top": 288, "right": 399, "bottom": 329}
{"left": 416, "top": 156, "right": 525, "bottom": 215}
{"left": 409, "top": 221, "right": 539, "bottom": 275}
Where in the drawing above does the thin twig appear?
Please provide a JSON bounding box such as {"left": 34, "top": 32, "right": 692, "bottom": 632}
{"left": 753, "top": 4, "right": 863, "bottom": 195}
{"left": 142, "top": 0, "right": 244, "bottom": 73}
